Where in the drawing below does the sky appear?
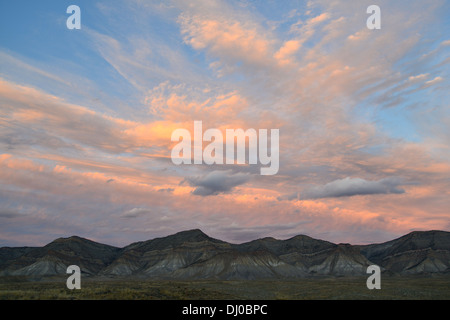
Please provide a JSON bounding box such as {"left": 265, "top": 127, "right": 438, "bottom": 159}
{"left": 0, "top": 0, "right": 449, "bottom": 247}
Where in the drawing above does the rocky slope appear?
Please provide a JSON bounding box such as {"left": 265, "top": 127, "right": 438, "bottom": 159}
{"left": 358, "top": 230, "right": 450, "bottom": 274}
{"left": 0, "top": 229, "right": 448, "bottom": 279}
{"left": 101, "top": 229, "right": 232, "bottom": 277}
{"left": 0, "top": 236, "right": 119, "bottom": 276}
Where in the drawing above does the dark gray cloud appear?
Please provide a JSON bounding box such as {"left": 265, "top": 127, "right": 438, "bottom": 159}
{"left": 300, "top": 177, "right": 405, "bottom": 200}
{"left": 186, "top": 170, "right": 250, "bottom": 196}
{"left": 277, "top": 192, "right": 300, "bottom": 201}
{"left": 120, "top": 207, "right": 151, "bottom": 218}
{"left": 0, "top": 209, "right": 20, "bottom": 219}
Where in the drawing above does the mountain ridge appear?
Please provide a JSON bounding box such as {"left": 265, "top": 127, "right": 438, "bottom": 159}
{"left": 1, "top": 229, "right": 449, "bottom": 279}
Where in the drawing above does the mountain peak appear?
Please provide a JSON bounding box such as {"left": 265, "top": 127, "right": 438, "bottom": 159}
{"left": 176, "top": 229, "right": 207, "bottom": 237}
{"left": 55, "top": 235, "right": 88, "bottom": 241}
{"left": 290, "top": 234, "right": 313, "bottom": 241}
{"left": 406, "top": 230, "right": 446, "bottom": 237}
{"left": 168, "top": 229, "right": 221, "bottom": 243}
{"left": 259, "top": 237, "right": 277, "bottom": 241}
{"left": 123, "top": 228, "right": 224, "bottom": 252}
{"left": 45, "top": 235, "right": 119, "bottom": 251}
{"left": 50, "top": 235, "right": 91, "bottom": 244}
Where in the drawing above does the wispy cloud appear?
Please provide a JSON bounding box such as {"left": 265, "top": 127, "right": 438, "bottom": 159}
{"left": 121, "top": 207, "right": 152, "bottom": 219}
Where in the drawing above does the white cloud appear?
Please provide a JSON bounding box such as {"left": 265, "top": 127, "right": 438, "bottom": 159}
{"left": 425, "top": 76, "right": 444, "bottom": 86}
{"left": 408, "top": 73, "right": 429, "bottom": 82}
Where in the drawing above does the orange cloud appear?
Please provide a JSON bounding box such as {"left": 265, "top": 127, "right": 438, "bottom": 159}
{"left": 274, "top": 40, "right": 302, "bottom": 66}
{"left": 179, "top": 14, "right": 273, "bottom": 70}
